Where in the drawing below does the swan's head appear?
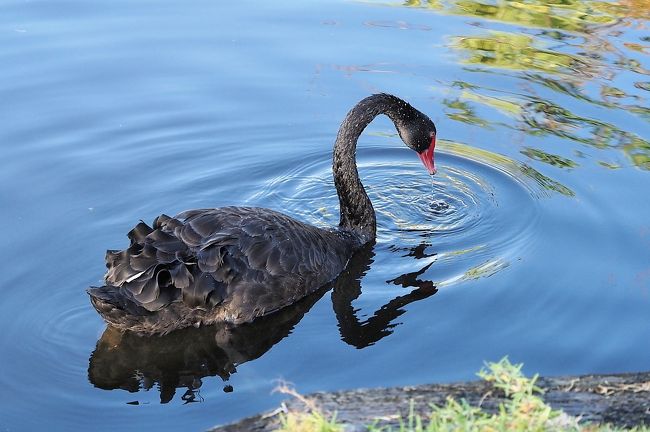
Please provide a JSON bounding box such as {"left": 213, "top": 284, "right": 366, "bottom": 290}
{"left": 397, "top": 113, "right": 437, "bottom": 176}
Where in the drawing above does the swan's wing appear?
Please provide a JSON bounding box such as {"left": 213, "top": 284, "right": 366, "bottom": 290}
{"left": 96, "top": 207, "right": 351, "bottom": 320}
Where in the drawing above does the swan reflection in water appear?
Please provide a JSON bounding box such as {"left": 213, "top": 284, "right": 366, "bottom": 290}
{"left": 88, "top": 244, "right": 437, "bottom": 403}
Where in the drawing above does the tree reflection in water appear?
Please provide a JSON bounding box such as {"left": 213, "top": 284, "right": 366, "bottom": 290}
{"left": 397, "top": 0, "right": 650, "bottom": 170}
{"left": 88, "top": 243, "right": 438, "bottom": 403}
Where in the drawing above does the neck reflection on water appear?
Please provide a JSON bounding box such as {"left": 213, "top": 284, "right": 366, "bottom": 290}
{"left": 88, "top": 243, "right": 438, "bottom": 403}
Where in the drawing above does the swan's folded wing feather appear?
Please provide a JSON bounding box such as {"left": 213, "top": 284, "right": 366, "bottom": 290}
{"left": 146, "top": 229, "right": 183, "bottom": 253}
{"left": 246, "top": 240, "right": 275, "bottom": 269}
{"left": 99, "top": 207, "right": 352, "bottom": 318}
{"left": 169, "top": 263, "right": 193, "bottom": 289}
{"left": 265, "top": 247, "right": 283, "bottom": 276}
{"left": 132, "top": 273, "right": 161, "bottom": 304}
{"left": 105, "top": 249, "right": 136, "bottom": 284}
{"left": 175, "top": 219, "right": 207, "bottom": 247}
{"left": 128, "top": 245, "right": 158, "bottom": 272}
{"left": 127, "top": 222, "right": 153, "bottom": 245}
{"left": 197, "top": 245, "right": 226, "bottom": 273}
{"left": 140, "top": 284, "right": 179, "bottom": 312}
{"left": 182, "top": 273, "right": 227, "bottom": 307}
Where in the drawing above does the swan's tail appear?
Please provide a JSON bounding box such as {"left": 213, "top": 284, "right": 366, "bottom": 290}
{"left": 87, "top": 285, "right": 150, "bottom": 329}
{"left": 87, "top": 285, "right": 209, "bottom": 335}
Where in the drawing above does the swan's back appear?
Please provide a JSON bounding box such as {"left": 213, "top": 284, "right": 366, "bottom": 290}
{"left": 89, "top": 207, "right": 356, "bottom": 334}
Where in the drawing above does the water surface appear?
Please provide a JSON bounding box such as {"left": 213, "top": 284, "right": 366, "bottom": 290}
{"left": 1, "top": 0, "right": 650, "bottom": 430}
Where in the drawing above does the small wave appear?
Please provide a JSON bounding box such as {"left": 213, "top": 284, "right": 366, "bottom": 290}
{"left": 249, "top": 140, "right": 552, "bottom": 289}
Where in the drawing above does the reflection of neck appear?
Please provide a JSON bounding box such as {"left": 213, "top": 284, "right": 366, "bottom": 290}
{"left": 330, "top": 244, "right": 438, "bottom": 349}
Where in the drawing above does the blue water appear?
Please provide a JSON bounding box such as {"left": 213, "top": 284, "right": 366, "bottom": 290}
{"left": 1, "top": 0, "right": 650, "bottom": 430}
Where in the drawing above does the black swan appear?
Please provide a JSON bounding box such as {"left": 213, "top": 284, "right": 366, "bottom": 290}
{"left": 88, "top": 93, "right": 437, "bottom": 335}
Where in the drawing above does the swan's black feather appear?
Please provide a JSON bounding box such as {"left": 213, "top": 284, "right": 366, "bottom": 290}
{"left": 128, "top": 222, "right": 153, "bottom": 245}
{"left": 89, "top": 206, "right": 355, "bottom": 334}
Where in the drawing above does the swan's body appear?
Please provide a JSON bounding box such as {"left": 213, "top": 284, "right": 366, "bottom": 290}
{"left": 90, "top": 208, "right": 355, "bottom": 334}
{"left": 89, "top": 93, "right": 437, "bottom": 335}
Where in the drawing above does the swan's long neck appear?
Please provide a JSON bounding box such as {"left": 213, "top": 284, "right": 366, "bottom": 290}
{"left": 333, "top": 94, "right": 411, "bottom": 243}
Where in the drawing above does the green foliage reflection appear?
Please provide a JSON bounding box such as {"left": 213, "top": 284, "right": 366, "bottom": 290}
{"left": 399, "top": 0, "right": 637, "bottom": 32}
{"left": 379, "top": 0, "right": 650, "bottom": 170}
{"left": 453, "top": 32, "right": 588, "bottom": 75}
{"left": 521, "top": 147, "right": 578, "bottom": 169}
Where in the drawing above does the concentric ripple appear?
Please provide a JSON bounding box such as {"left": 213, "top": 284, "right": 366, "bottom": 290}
{"left": 249, "top": 140, "right": 545, "bottom": 288}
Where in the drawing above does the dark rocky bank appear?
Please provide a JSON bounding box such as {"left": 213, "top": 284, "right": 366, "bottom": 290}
{"left": 211, "top": 371, "right": 650, "bottom": 431}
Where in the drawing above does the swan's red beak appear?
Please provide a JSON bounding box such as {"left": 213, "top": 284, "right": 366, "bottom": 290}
{"left": 418, "top": 136, "right": 436, "bottom": 175}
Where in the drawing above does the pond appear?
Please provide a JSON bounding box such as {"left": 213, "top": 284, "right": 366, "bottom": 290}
{"left": 1, "top": 0, "right": 649, "bottom": 430}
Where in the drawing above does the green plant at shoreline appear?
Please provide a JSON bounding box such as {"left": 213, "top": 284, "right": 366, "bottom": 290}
{"left": 277, "top": 358, "right": 650, "bottom": 432}
{"left": 276, "top": 383, "right": 344, "bottom": 432}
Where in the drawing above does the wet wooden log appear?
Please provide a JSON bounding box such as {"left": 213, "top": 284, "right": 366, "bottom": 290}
{"left": 210, "top": 371, "right": 650, "bottom": 431}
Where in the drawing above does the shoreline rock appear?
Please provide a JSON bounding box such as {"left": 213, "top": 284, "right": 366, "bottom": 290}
{"left": 211, "top": 371, "right": 650, "bottom": 431}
